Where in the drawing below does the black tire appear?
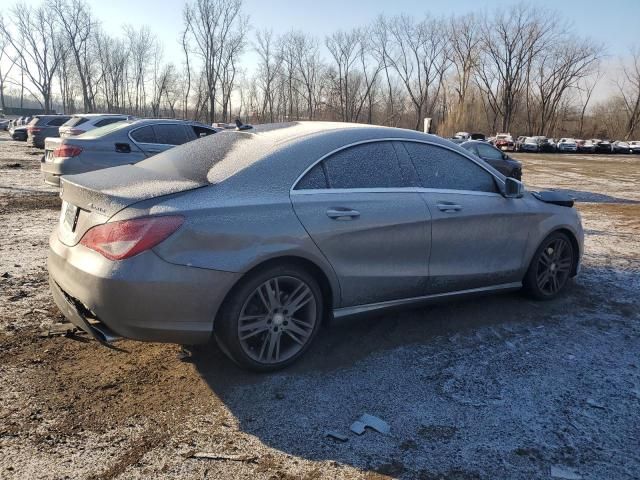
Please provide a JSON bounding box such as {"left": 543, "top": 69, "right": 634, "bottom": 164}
{"left": 523, "top": 231, "right": 575, "bottom": 300}
{"left": 214, "top": 264, "right": 323, "bottom": 372}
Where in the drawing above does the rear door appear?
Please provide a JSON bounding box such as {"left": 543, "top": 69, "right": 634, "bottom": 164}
{"left": 291, "top": 140, "right": 431, "bottom": 307}
{"left": 399, "top": 141, "right": 533, "bottom": 293}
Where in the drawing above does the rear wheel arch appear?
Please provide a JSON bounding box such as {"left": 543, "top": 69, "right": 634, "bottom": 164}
{"left": 214, "top": 255, "right": 336, "bottom": 329}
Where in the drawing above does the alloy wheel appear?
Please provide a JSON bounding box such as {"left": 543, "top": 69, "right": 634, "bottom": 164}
{"left": 535, "top": 237, "right": 572, "bottom": 295}
{"left": 237, "top": 276, "right": 317, "bottom": 365}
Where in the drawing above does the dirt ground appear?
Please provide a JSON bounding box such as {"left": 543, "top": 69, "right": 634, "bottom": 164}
{"left": 0, "top": 132, "right": 639, "bottom": 480}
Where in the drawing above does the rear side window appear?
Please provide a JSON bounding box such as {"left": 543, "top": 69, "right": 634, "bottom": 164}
{"left": 402, "top": 142, "right": 498, "bottom": 193}
{"left": 47, "top": 117, "right": 69, "bottom": 127}
{"left": 64, "top": 117, "right": 89, "bottom": 127}
{"left": 476, "top": 143, "right": 503, "bottom": 161}
{"left": 95, "top": 117, "right": 124, "bottom": 128}
{"left": 153, "top": 124, "right": 190, "bottom": 145}
{"left": 130, "top": 125, "right": 157, "bottom": 143}
{"left": 323, "top": 141, "right": 406, "bottom": 189}
{"left": 295, "top": 163, "right": 328, "bottom": 189}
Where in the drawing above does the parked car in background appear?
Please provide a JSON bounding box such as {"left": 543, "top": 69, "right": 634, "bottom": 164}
{"left": 41, "top": 118, "right": 219, "bottom": 186}
{"left": 612, "top": 141, "right": 631, "bottom": 154}
{"left": 47, "top": 122, "right": 582, "bottom": 370}
{"left": 594, "top": 140, "right": 612, "bottom": 154}
{"left": 59, "top": 114, "right": 135, "bottom": 138}
{"left": 460, "top": 140, "right": 522, "bottom": 179}
{"left": 535, "top": 137, "right": 556, "bottom": 153}
{"left": 494, "top": 133, "right": 515, "bottom": 151}
{"left": 577, "top": 139, "right": 596, "bottom": 153}
{"left": 27, "top": 115, "right": 72, "bottom": 148}
{"left": 515, "top": 136, "right": 527, "bottom": 151}
{"left": 519, "top": 137, "right": 539, "bottom": 152}
{"left": 0, "top": 119, "right": 9, "bottom": 131}
{"left": 629, "top": 141, "right": 640, "bottom": 154}
{"left": 557, "top": 138, "right": 578, "bottom": 153}
{"left": 11, "top": 124, "right": 28, "bottom": 141}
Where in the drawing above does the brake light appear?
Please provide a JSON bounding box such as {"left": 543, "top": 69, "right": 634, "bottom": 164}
{"left": 53, "top": 145, "right": 83, "bottom": 157}
{"left": 27, "top": 126, "right": 41, "bottom": 134}
{"left": 80, "top": 216, "right": 184, "bottom": 260}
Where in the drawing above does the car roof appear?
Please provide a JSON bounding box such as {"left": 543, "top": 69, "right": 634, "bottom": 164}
{"left": 127, "top": 118, "right": 211, "bottom": 127}
{"left": 70, "top": 113, "right": 129, "bottom": 118}
{"left": 137, "top": 121, "right": 470, "bottom": 187}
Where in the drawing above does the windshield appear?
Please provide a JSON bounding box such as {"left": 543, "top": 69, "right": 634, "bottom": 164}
{"left": 77, "top": 120, "right": 132, "bottom": 139}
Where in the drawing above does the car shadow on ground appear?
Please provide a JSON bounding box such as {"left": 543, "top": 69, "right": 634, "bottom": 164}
{"left": 190, "top": 265, "right": 638, "bottom": 474}
{"left": 550, "top": 188, "right": 640, "bottom": 204}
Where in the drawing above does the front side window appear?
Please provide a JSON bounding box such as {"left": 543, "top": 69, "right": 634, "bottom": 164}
{"left": 153, "top": 124, "right": 190, "bottom": 145}
{"left": 323, "top": 141, "right": 406, "bottom": 189}
{"left": 402, "top": 142, "right": 498, "bottom": 193}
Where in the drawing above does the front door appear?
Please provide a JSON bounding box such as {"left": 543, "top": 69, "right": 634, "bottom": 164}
{"left": 398, "top": 140, "right": 533, "bottom": 293}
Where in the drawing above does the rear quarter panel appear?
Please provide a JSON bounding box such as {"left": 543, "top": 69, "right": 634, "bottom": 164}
{"left": 112, "top": 183, "right": 342, "bottom": 307}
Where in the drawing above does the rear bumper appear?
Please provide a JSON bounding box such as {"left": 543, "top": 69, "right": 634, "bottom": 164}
{"left": 41, "top": 162, "right": 62, "bottom": 186}
{"left": 27, "top": 135, "right": 46, "bottom": 148}
{"left": 48, "top": 230, "right": 242, "bottom": 345}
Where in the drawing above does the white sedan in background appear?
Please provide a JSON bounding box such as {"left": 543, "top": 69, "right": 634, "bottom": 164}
{"left": 557, "top": 138, "right": 578, "bottom": 153}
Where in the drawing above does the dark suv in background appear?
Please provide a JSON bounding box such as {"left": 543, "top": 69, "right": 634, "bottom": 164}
{"left": 27, "top": 115, "right": 72, "bottom": 148}
{"left": 460, "top": 140, "right": 522, "bottom": 180}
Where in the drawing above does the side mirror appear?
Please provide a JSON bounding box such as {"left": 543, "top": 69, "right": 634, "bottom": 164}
{"left": 502, "top": 152, "right": 509, "bottom": 160}
{"left": 115, "top": 142, "right": 131, "bottom": 154}
{"left": 504, "top": 177, "right": 524, "bottom": 198}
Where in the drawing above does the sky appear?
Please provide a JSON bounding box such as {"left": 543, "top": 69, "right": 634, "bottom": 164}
{"left": 14, "top": 0, "right": 640, "bottom": 101}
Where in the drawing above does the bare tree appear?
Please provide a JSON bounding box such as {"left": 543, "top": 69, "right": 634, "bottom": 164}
{"left": 448, "top": 14, "right": 481, "bottom": 131}
{"left": 50, "top": 0, "right": 97, "bottom": 111}
{"left": 0, "top": 22, "right": 18, "bottom": 111}
{"left": 476, "top": 5, "right": 555, "bottom": 133}
{"left": 184, "top": 0, "right": 246, "bottom": 123}
{"left": 254, "top": 30, "right": 280, "bottom": 122}
{"left": 531, "top": 37, "right": 602, "bottom": 135}
{"left": 387, "top": 15, "right": 450, "bottom": 130}
{"left": 617, "top": 47, "right": 640, "bottom": 139}
{"left": 0, "top": 3, "right": 65, "bottom": 112}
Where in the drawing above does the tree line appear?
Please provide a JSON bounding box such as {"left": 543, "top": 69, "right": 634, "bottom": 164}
{"left": 1, "top": 0, "right": 639, "bottom": 140}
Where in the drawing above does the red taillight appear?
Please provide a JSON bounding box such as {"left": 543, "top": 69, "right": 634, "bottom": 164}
{"left": 28, "top": 126, "right": 41, "bottom": 134}
{"left": 68, "top": 128, "right": 85, "bottom": 136}
{"left": 79, "top": 216, "right": 184, "bottom": 260}
{"left": 53, "top": 145, "right": 83, "bottom": 157}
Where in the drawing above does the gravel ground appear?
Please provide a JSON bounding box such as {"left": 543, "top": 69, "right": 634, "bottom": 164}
{"left": 0, "top": 132, "right": 639, "bottom": 480}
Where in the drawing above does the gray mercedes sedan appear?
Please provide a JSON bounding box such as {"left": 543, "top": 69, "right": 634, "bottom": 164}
{"left": 48, "top": 122, "right": 583, "bottom": 371}
{"left": 41, "top": 118, "right": 218, "bottom": 186}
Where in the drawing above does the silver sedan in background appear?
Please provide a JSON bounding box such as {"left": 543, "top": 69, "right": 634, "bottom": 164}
{"left": 48, "top": 122, "right": 583, "bottom": 371}
{"left": 41, "top": 118, "right": 219, "bottom": 186}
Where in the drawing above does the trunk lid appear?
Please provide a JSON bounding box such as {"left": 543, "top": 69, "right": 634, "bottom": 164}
{"left": 58, "top": 164, "right": 206, "bottom": 246}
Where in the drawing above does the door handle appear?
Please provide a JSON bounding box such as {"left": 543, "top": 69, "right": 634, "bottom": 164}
{"left": 436, "top": 203, "right": 463, "bottom": 212}
{"left": 326, "top": 208, "right": 360, "bottom": 220}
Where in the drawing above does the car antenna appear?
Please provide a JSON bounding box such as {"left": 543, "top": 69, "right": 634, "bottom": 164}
{"left": 235, "top": 118, "right": 253, "bottom": 131}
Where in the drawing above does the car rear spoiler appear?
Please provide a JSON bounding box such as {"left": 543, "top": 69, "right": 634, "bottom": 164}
{"left": 532, "top": 191, "right": 575, "bottom": 208}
